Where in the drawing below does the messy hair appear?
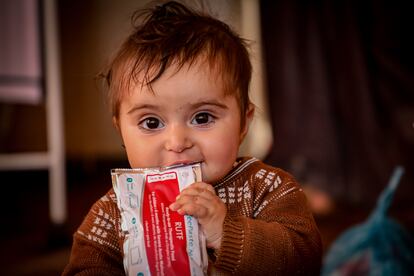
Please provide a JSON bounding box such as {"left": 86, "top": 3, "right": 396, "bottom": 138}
{"left": 102, "top": 1, "right": 252, "bottom": 124}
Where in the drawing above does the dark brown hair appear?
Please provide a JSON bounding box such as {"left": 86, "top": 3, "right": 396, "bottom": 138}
{"left": 103, "top": 1, "right": 252, "bottom": 124}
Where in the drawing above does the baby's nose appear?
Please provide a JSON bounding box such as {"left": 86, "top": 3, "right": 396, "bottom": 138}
{"left": 164, "top": 125, "right": 193, "bottom": 153}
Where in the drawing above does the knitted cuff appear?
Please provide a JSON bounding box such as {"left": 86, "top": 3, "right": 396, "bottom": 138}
{"left": 214, "top": 218, "right": 245, "bottom": 272}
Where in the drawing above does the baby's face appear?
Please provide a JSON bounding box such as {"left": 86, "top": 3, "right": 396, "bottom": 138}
{"left": 116, "top": 62, "right": 249, "bottom": 184}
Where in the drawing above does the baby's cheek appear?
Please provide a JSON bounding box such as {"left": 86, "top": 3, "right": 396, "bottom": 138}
{"left": 126, "top": 145, "right": 154, "bottom": 168}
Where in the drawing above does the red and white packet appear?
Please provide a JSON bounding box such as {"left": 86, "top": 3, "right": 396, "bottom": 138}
{"left": 112, "top": 162, "right": 208, "bottom": 276}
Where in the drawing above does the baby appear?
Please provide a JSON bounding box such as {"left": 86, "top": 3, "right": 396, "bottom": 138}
{"left": 63, "top": 1, "right": 322, "bottom": 275}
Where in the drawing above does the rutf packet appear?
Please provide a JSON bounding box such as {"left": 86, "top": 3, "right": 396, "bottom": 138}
{"left": 111, "top": 163, "right": 208, "bottom": 276}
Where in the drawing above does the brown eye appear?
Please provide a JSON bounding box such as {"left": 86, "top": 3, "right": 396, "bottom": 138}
{"left": 191, "top": 112, "right": 215, "bottom": 125}
{"left": 139, "top": 117, "right": 165, "bottom": 130}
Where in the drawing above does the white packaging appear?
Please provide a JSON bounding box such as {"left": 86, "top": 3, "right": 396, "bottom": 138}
{"left": 112, "top": 163, "right": 208, "bottom": 276}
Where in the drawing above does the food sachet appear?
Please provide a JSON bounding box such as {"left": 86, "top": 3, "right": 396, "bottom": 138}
{"left": 112, "top": 163, "right": 208, "bottom": 276}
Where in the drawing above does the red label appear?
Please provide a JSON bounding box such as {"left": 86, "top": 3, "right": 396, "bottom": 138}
{"left": 143, "top": 172, "right": 191, "bottom": 276}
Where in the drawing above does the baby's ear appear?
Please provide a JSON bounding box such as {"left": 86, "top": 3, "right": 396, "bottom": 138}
{"left": 112, "top": 116, "right": 121, "bottom": 134}
{"left": 240, "top": 103, "right": 255, "bottom": 142}
{"left": 112, "top": 116, "right": 126, "bottom": 149}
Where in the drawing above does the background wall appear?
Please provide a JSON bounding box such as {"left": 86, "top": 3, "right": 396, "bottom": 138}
{"left": 58, "top": 0, "right": 136, "bottom": 160}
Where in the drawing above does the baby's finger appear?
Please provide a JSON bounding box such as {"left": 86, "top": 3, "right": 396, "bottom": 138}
{"left": 179, "top": 187, "right": 215, "bottom": 200}
{"left": 170, "top": 182, "right": 216, "bottom": 212}
{"left": 191, "top": 195, "right": 214, "bottom": 214}
{"left": 179, "top": 196, "right": 220, "bottom": 220}
{"left": 169, "top": 201, "right": 181, "bottom": 211}
{"left": 177, "top": 202, "right": 208, "bottom": 218}
{"left": 169, "top": 194, "right": 197, "bottom": 211}
{"left": 187, "top": 182, "right": 216, "bottom": 194}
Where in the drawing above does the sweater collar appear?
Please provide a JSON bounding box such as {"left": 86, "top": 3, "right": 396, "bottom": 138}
{"left": 213, "top": 156, "right": 259, "bottom": 188}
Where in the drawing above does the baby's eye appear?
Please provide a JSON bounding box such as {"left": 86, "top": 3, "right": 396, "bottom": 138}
{"left": 139, "top": 117, "right": 165, "bottom": 130}
{"left": 191, "top": 112, "right": 215, "bottom": 126}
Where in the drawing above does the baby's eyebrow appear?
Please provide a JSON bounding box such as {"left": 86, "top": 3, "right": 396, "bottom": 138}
{"left": 127, "top": 104, "right": 159, "bottom": 114}
{"left": 190, "top": 100, "right": 228, "bottom": 110}
{"left": 126, "top": 100, "right": 228, "bottom": 115}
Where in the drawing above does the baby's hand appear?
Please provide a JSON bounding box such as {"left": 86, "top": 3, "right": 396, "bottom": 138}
{"left": 169, "top": 182, "right": 226, "bottom": 250}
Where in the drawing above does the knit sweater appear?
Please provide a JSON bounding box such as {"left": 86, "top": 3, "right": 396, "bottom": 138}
{"left": 63, "top": 157, "right": 322, "bottom": 275}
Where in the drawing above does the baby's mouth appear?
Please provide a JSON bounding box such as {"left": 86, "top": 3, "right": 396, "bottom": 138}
{"left": 165, "top": 160, "right": 203, "bottom": 168}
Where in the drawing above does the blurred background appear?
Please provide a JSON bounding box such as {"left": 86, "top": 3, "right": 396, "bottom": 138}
{"left": 0, "top": 0, "right": 413, "bottom": 275}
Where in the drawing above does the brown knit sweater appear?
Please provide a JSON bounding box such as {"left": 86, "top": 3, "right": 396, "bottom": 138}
{"left": 63, "top": 157, "right": 322, "bottom": 275}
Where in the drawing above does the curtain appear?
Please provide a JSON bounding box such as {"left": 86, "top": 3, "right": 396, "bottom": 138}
{"left": 261, "top": 0, "right": 414, "bottom": 204}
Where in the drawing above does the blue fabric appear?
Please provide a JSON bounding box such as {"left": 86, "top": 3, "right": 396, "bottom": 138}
{"left": 322, "top": 167, "right": 414, "bottom": 276}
